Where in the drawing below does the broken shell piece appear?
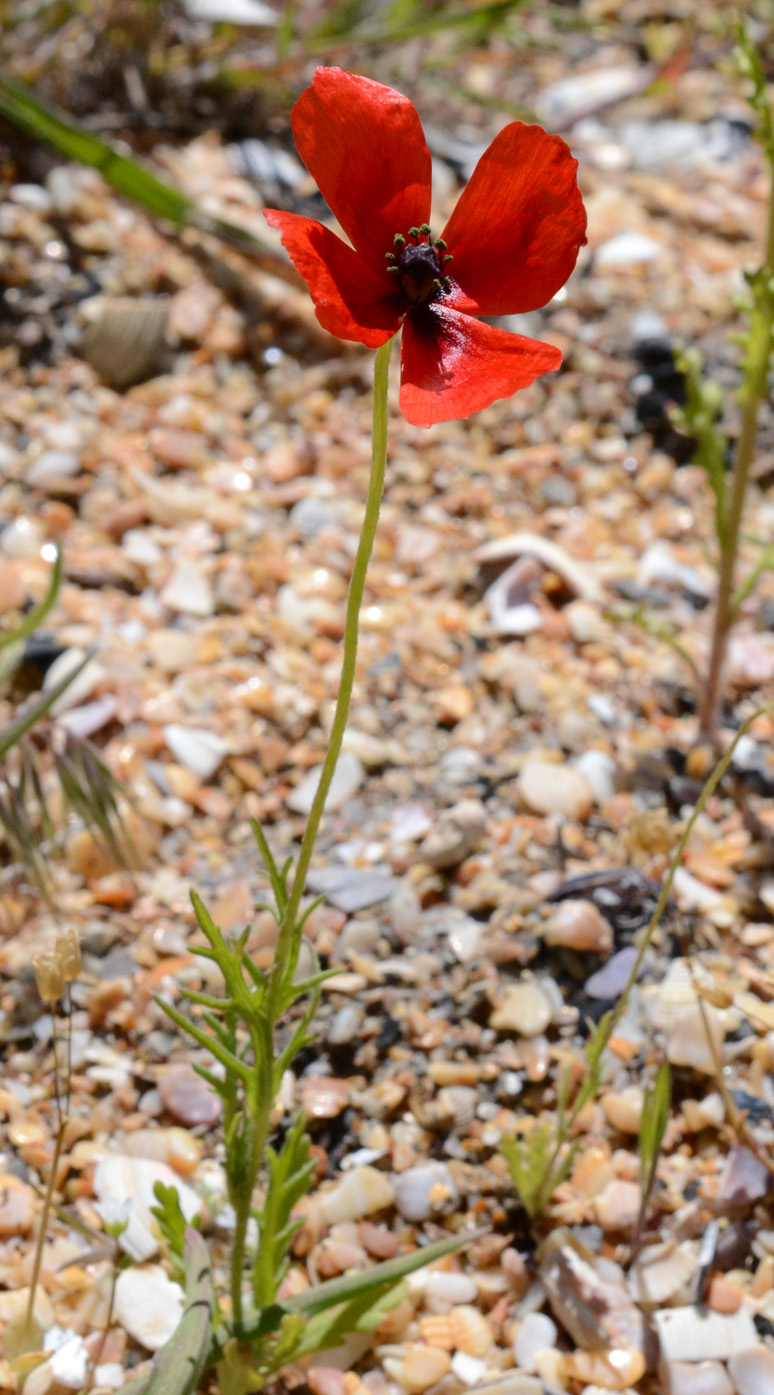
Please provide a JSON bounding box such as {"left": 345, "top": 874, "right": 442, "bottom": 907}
{"left": 538, "top": 1229, "right": 646, "bottom": 1356}
{"left": 561, "top": 1347, "right": 647, "bottom": 1389}
{"left": 113, "top": 1265, "right": 184, "bottom": 1350}
{"left": 93, "top": 1155, "right": 201, "bottom": 1262}
{"left": 628, "top": 1239, "right": 698, "bottom": 1306}
{"left": 653, "top": 1304, "right": 758, "bottom": 1362}
{"left": 381, "top": 1344, "right": 453, "bottom": 1393}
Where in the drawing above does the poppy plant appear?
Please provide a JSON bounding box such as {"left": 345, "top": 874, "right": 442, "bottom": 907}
{"left": 265, "top": 67, "right": 586, "bottom": 427}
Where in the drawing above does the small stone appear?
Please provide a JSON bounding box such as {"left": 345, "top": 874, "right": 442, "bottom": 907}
{"left": 147, "top": 427, "right": 208, "bottom": 471}
{"left": 433, "top": 684, "right": 474, "bottom": 725}
{"left": 602, "top": 1085, "right": 644, "bottom": 1134}
{"left": 306, "top": 864, "right": 396, "bottom": 912}
{"left": 491, "top": 980, "right": 552, "bottom": 1037}
{"left": 162, "top": 724, "right": 227, "bottom": 779}
{"left": 319, "top": 1166, "right": 395, "bottom": 1225}
{"left": 513, "top": 1313, "right": 558, "bottom": 1372}
{"left": 114, "top": 1265, "right": 184, "bottom": 1351}
{"left": 158, "top": 1063, "right": 222, "bottom": 1128}
{"left": 26, "top": 450, "right": 80, "bottom": 485}
{"left": 573, "top": 749, "right": 617, "bottom": 803}
{"left": 543, "top": 899, "right": 613, "bottom": 953}
{"left": 518, "top": 759, "right": 592, "bottom": 821}
{"left": 160, "top": 561, "right": 215, "bottom": 617}
{"left": 667, "top": 1002, "right": 726, "bottom": 1075}
{"left": 585, "top": 947, "right": 639, "bottom": 1000}
{"left": 43, "top": 648, "right": 106, "bottom": 715}
{"left": 419, "top": 798, "right": 487, "bottom": 870}
{"left": 660, "top": 1359, "right": 734, "bottom": 1395}
{"left": 287, "top": 753, "right": 364, "bottom": 815}
{"left": 382, "top": 1345, "right": 452, "bottom": 1394}
{"left": 393, "top": 1162, "right": 459, "bottom": 1221}
{"left": 728, "top": 1344, "right": 774, "bottom": 1395}
{"left": 94, "top": 1155, "right": 201, "bottom": 1262}
{"left": 0, "top": 516, "right": 43, "bottom": 557}
{"left": 597, "top": 231, "right": 664, "bottom": 265}
{"left": 593, "top": 1178, "right": 641, "bottom": 1230}
{"left": 718, "top": 1146, "right": 772, "bottom": 1206}
{"left": 299, "top": 1076, "right": 350, "bottom": 1119}
{"left": 0, "top": 1176, "right": 36, "bottom": 1235}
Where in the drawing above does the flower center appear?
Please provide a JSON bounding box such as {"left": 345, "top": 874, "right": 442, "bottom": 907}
{"left": 385, "top": 225, "right": 453, "bottom": 306}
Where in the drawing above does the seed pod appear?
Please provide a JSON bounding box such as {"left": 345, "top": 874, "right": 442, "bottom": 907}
{"left": 34, "top": 951, "right": 64, "bottom": 1006}
{"left": 56, "top": 928, "right": 81, "bottom": 983}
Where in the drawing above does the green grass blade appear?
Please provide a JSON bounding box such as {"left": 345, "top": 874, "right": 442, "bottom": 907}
{"left": 0, "top": 542, "right": 62, "bottom": 652}
{"left": 0, "top": 649, "right": 92, "bottom": 760}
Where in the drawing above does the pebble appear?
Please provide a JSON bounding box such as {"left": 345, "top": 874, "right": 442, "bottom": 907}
{"left": 160, "top": 560, "right": 215, "bottom": 616}
{"left": 718, "top": 1146, "right": 772, "bottom": 1206}
{"left": 162, "top": 724, "right": 228, "bottom": 779}
{"left": 113, "top": 1264, "right": 185, "bottom": 1351}
{"left": 26, "top": 450, "right": 80, "bottom": 485}
{"left": 593, "top": 1178, "right": 641, "bottom": 1231}
{"left": 392, "top": 1162, "right": 459, "bottom": 1221}
{"left": 596, "top": 231, "right": 664, "bottom": 265}
{"left": 727, "top": 1345, "right": 774, "bottom": 1395}
{"left": 299, "top": 1076, "right": 351, "bottom": 1119}
{"left": 517, "top": 759, "right": 592, "bottom": 821}
{"left": 318, "top": 1166, "right": 395, "bottom": 1225}
{"left": 425, "top": 1272, "right": 478, "bottom": 1305}
{"left": 513, "top": 1312, "right": 558, "bottom": 1372}
{"left": 0, "top": 516, "right": 43, "bottom": 557}
{"left": 158, "top": 1062, "right": 223, "bottom": 1127}
{"left": 419, "top": 798, "right": 487, "bottom": 870}
{"left": 306, "top": 864, "right": 396, "bottom": 912}
{"left": 543, "top": 899, "right": 613, "bottom": 953}
{"left": 602, "top": 1085, "right": 644, "bottom": 1134}
{"left": 490, "top": 981, "right": 553, "bottom": 1037}
{"left": 0, "top": 1175, "right": 36, "bottom": 1235}
{"left": 382, "top": 1345, "right": 452, "bottom": 1393}
{"left": 287, "top": 753, "right": 365, "bottom": 815}
{"left": 659, "top": 1361, "right": 734, "bottom": 1395}
{"left": 573, "top": 749, "right": 617, "bottom": 803}
{"left": 43, "top": 648, "right": 106, "bottom": 715}
{"left": 653, "top": 1305, "right": 758, "bottom": 1362}
{"left": 585, "top": 947, "right": 639, "bottom": 1000}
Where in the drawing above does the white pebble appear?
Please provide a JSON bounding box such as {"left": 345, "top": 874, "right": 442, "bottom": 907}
{"left": 163, "top": 723, "right": 228, "bottom": 779}
{"left": 114, "top": 1264, "right": 184, "bottom": 1351}
{"left": 160, "top": 560, "right": 215, "bottom": 616}
{"left": 728, "top": 1344, "right": 774, "bottom": 1395}
{"left": 393, "top": 1162, "right": 458, "bottom": 1222}
{"left": 287, "top": 752, "right": 364, "bottom": 815}
{"left": 513, "top": 1312, "right": 558, "bottom": 1372}
{"left": 26, "top": 450, "right": 80, "bottom": 485}
{"left": 319, "top": 1165, "right": 394, "bottom": 1224}
{"left": 0, "top": 516, "right": 43, "bottom": 558}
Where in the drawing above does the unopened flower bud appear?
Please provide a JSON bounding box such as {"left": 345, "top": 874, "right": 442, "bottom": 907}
{"left": 34, "top": 951, "right": 64, "bottom": 1006}
{"left": 56, "top": 929, "right": 81, "bottom": 984}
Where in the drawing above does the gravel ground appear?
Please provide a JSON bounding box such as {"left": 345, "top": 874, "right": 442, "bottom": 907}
{"left": 4, "top": 5, "right": 774, "bottom": 1394}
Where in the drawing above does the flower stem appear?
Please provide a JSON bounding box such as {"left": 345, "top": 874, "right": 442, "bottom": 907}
{"left": 267, "top": 335, "right": 395, "bottom": 1015}
{"left": 698, "top": 131, "right": 774, "bottom": 742}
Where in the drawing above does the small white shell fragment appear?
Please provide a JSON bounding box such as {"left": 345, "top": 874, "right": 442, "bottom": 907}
{"left": 425, "top": 1271, "right": 478, "bottom": 1305}
{"left": 491, "top": 980, "right": 553, "bottom": 1037}
{"left": 392, "top": 1162, "right": 459, "bottom": 1222}
{"left": 94, "top": 1155, "right": 202, "bottom": 1261}
{"left": 660, "top": 1358, "right": 734, "bottom": 1395}
{"left": 476, "top": 531, "right": 602, "bottom": 603}
{"left": 513, "top": 1312, "right": 558, "bottom": 1371}
{"left": 162, "top": 724, "right": 228, "bottom": 778}
{"left": 728, "top": 1344, "right": 774, "bottom": 1395}
{"left": 628, "top": 1239, "right": 698, "bottom": 1306}
{"left": 43, "top": 648, "right": 106, "bottom": 715}
{"left": 44, "top": 1328, "right": 89, "bottom": 1388}
{"left": 319, "top": 1165, "right": 395, "bottom": 1225}
{"left": 114, "top": 1264, "right": 185, "bottom": 1350}
{"left": 653, "top": 1304, "right": 758, "bottom": 1363}
{"left": 451, "top": 1352, "right": 489, "bottom": 1386}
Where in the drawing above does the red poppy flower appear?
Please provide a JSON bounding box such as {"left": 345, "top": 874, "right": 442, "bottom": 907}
{"left": 265, "top": 68, "right": 586, "bottom": 428}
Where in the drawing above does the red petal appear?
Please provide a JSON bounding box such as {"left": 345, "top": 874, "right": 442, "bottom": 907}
{"left": 291, "top": 68, "right": 431, "bottom": 277}
{"left": 265, "top": 210, "right": 401, "bottom": 347}
{"left": 440, "top": 122, "right": 586, "bottom": 316}
{"left": 400, "top": 304, "right": 561, "bottom": 427}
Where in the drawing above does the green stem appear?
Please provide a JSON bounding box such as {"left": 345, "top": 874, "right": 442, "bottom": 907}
{"left": 267, "top": 335, "right": 395, "bottom": 1017}
{"left": 698, "top": 139, "right": 774, "bottom": 742}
